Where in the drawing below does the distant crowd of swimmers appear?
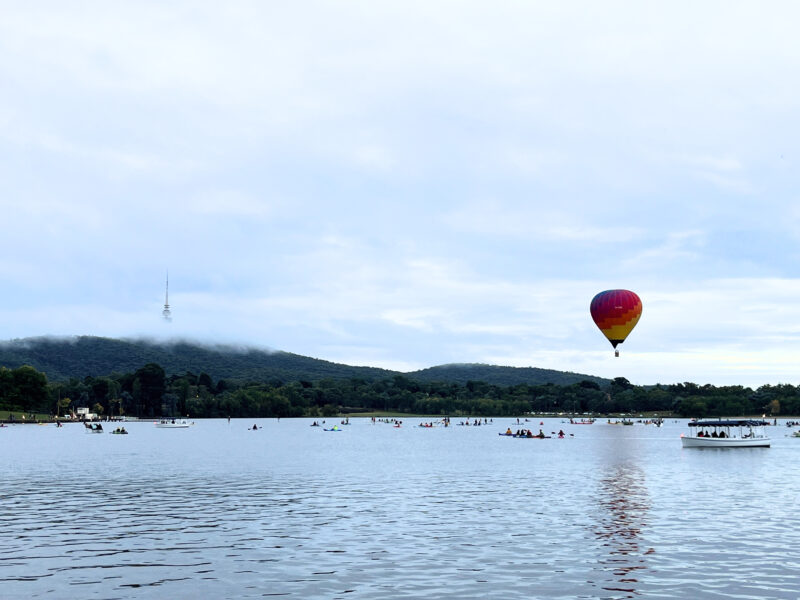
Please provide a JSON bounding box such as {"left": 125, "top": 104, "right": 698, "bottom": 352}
{"left": 458, "top": 418, "right": 493, "bottom": 426}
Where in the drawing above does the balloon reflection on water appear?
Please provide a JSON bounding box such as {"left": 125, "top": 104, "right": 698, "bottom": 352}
{"left": 593, "top": 463, "right": 653, "bottom": 598}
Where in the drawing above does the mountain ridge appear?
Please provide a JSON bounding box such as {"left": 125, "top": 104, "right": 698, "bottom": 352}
{"left": 0, "top": 336, "right": 610, "bottom": 387}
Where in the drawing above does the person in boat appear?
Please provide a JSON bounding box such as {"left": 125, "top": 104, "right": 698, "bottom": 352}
{"left": 558, "top": 430, "right": 565, "bottom": 438}
{"left": 505, "top": 427, "right": 512, "bottom": 435}
{"left": 697, "top": 431, "right": 704, "bottom": 437}
{"left": 537, "top": 429, "right": 545, "bottom": 439}
{"left": 526, "top": 429, "right": 534, "bottom": 438}
{"left": 252, "top": 424, "right": 258, "bottom": 430}
{"left": 718, "top": 430, "right": 726, "bottom": 438}
{"left": 710, "top": 431, "right": 718, "bottom": 437}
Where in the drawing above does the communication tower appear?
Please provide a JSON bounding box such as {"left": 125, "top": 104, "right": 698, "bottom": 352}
{"left": 162, "top": 272, "right": 172, "bottom": 322}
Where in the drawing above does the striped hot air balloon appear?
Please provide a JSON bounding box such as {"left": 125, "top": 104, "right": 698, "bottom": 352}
{"left": 590, "top": 289, "right": 642, "bottom": 357}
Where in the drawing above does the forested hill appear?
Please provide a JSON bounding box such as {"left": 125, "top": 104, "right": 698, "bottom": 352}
{"left": 411, "top": 364, "right": 609, "bottom": 387}
{"left": 0, "top": 336, "right": 609, "bottom": 387}
{"left": 0, "top": 337, "right": 395, "bottom": 383}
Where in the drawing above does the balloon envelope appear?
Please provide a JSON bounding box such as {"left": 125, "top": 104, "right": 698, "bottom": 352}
{"left": 590, "top": 289, "right": 642, "bottom": 349}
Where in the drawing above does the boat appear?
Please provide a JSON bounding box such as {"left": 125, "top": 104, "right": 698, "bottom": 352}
{"left": 681, "top": 419, "right": 770, "bottom": 448}
{"left": 84, "top": 423, "right": 104, "bottom": 433}
{"left": 110, "top": 427, "right": 128, "bottom": 435}
{"left": 324, "top": 427, "right": 342, "bottom": 432}
{"left": 155, "top": 419, "right": 191, "bottom": 428}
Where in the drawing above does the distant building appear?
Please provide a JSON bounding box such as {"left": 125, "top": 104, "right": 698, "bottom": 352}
{"left": 76, "top": 407, "right": 98, "bottom": 421}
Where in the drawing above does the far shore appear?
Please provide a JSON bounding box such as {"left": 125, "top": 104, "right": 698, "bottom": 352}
{"left": 4, "top": 410, "right": 798, "bottom": 424}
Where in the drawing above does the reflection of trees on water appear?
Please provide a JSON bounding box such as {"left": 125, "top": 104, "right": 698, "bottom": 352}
{"left": 593, "top": 462, "right": 653, "bottom": 598}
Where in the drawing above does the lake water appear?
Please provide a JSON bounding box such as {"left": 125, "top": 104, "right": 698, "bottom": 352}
{"left": 1, "top": 417, "right": 799, "bottom": 599}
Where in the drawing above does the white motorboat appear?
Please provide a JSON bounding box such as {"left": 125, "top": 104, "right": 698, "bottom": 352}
{"left": 681, "top": 419, "right": 770, "bottom": 448}
{"left": 155, "top": 419, "right": 191, "bottom": 428}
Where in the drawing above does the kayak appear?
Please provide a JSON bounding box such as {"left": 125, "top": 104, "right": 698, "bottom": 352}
{"left": 498, "top": 433, "right": 513, "bottom": 436}
{"left": 324, "top": 428, "right": 342, "bottom": 432}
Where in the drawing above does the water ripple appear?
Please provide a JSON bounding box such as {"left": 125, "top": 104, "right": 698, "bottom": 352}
{"left": 2, "top": 419, "right": 800, "bottom": 598}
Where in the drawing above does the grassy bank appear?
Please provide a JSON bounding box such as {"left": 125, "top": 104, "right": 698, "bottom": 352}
{"left": 1, "top": 410, "right": 55, "bottom": 422}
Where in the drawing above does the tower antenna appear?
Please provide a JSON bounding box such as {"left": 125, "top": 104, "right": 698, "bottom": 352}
{"left": 162, "top": 271, "right": 172, "bottom": 322}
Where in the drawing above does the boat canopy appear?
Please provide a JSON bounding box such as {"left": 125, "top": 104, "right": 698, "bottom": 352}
{"left": 688, "top": 420, "right": 769, "bottom": 427}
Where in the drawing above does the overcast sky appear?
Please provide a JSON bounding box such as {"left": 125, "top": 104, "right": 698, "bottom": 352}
{"left": 3, "top": 1, "right": 800, "bottom": 387}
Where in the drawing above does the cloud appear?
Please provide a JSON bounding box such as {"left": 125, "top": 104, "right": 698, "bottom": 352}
{"left": 443, "top": 201, "right": 646, "bottom": 242}
{"left": 191, "top": 190, "right": 278, "bottom": 218}
{"left": 4, "top": 2, "right": 800, "bottom": 390}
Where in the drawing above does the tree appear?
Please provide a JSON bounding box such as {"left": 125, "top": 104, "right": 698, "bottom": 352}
{"left": 120, "top": 391, "right": 134, "bottom": 416}
{"left": 57, "top": 396, "right": 72, "bottom": 417}
{"left": 163, "top": 392, "right": 179, "bottom": 417}
{"left": 11, "top": 366, "right": 49, "bottom": 412}
{"left": 134, "top": 363, "right": 166, "bottom": 417}
{"left": 767, "top": 399, "right": 780, "bottom": 416}
{"left": 198, "top": 372, "right": 214, "bottom": 390}
{"left": 321, "top": 404, "right": 339, "bottom": 417}
{"left": 610, "top": 377, "right": 633, "bottom": 392}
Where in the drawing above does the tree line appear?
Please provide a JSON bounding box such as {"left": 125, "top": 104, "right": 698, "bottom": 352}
{"left": 1, "top": 363, "right": 798, "bottom": 418}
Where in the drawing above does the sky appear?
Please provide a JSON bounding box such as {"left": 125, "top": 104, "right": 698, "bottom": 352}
{"left": 2, "top": 1, "right": 800, "bottom": 388}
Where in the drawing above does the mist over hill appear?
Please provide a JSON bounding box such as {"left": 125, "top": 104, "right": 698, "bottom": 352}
{"left": 0, "top": 336, "right": 609, "bottom": 387}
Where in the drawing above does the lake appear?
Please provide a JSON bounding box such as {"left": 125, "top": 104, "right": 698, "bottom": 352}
{"left": 1, "top": 417, "right": 799, "bottom": 599}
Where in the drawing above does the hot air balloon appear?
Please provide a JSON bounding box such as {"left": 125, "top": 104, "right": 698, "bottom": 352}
{"left": 590, "top": 289, "right": 642, "bottom": 357}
